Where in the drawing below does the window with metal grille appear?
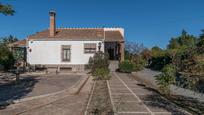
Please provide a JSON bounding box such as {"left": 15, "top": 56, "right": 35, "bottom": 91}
{"left": 61, "top": 45, "right": 71, "bottom": 62}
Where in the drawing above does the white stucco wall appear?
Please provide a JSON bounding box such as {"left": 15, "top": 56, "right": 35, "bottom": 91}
{"left": 27, "top": 40, "right": 104, "bottom": 65}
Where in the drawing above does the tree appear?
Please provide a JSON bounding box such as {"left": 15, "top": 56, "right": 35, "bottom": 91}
{"left": 0, "top": 35, "right": 18, "bottom": 70}
{"left": 196, "top": 29, "right": 204, "bottom": 51}
{"left": 0, "top": 44, "right": 14, "bottom": 70}
{"left": 140, "top": 48, "right": 151, "bottom": 61}
{"left": 149, "top": 46, "right": 172, "bottom": 70}
{"left": 179, "top": 30, "right": 196, "bottom": 47}
{"left": 151, "top": 46, "right": 164, "bottom": 57}
{"left": 167, "top": 38, "right": 180, "bottom": 49}
{"left": 167, "top": 30, "right": 197, "bottom": 49}
{"left": 168, "top": 30, "right": 197, "bottom": 50}
{"left": 200, "top": 29, "right": 204, "bottom": 39}
{"left": 125, "top": 42, "right": 145, "bottom": 55}
{"left": 0, "top": 2, "right": 15, "bottom": 15}
{"left": 0, "top": 35, "right": 18, "bottom": 45}
{"left": 125, "top": 42, "right": 148, "bottom": 71}
{"left": 125, "top": 42, "right": 146, "bottom": 62}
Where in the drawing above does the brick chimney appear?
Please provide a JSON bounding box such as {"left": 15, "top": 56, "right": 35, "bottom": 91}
{"left": 49, "top": 10, "right": 56, "bottom": 37}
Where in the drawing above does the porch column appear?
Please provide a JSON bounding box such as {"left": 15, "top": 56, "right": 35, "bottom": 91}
{"left": 120, "top": 41, "right": 125, "bottom": 62}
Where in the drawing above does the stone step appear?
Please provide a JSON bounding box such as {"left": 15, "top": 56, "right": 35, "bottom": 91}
{"left": 109, "top": 61, "right": 119, "bottom": 72}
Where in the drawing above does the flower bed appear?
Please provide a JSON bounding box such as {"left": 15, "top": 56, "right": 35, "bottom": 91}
{"left": 87, "top": 80, "right": 113, "bottom": 114}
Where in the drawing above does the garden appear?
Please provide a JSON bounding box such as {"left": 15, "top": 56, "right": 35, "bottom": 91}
{"left": 118, "top": 30, "right": 204, "bottom": 114}
{"left": 86, "top": 51, "right": 113, "bottom": 114}
{"left": 86, "top": 29, "right": 204, "bottom": 114}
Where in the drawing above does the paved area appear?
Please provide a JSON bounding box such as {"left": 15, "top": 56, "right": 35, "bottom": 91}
{"left": 108, "top": 72, "right": 190, "bottom": 115}
{"left": 23, "top": 74, "right": 81, "bottom": 98}
{"left": 0, "top": 74, "right": 81, "bottom": 103}
{"left": 109, "top": 61, "right": 119, "bottom": 72}
{"left": 0, "top": 74, "right": 92, "bottom": 115}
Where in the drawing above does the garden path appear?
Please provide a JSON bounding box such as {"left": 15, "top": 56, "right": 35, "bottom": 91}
{"left": 108, "top": 72, "right": 190, "bottom": 115}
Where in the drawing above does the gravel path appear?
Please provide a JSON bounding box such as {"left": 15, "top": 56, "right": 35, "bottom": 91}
{"left": 132, "top": 68, "right": 161, "bottom": 88}
{"left": 132, "top": 69, "right": 204, "bottom": 102}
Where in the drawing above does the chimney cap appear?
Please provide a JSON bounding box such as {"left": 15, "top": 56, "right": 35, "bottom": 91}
{"left": 49, "top": 10, "right": 56, "bottom": 16}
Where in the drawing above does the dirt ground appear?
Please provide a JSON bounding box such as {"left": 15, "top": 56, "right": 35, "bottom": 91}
{"left": 87, "top": 80, "right": 113, "bottom": 115}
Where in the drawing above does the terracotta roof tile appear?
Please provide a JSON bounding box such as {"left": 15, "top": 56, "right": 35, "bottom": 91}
{"left": 28, "top": 28, "right": 124, "bottom": 41}
{"left": 28, "top": 28, "right": 104, "bottom": 40}
{"left": 105, "top": 31, "right": 124, "bottom": 42}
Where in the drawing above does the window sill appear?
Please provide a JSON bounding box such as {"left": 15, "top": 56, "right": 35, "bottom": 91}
{"left": 84, "top": 52, "right": 95, "bottom": 54}
{"left": 62, "top": 60, "right": 70, "bottom": 62}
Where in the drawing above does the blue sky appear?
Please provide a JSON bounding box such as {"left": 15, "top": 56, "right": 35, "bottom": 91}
{"left": 1, "top": 0, "right": 204, "bottom": 48}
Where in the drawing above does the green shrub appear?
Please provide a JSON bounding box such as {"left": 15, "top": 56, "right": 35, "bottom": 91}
{"left": 149, "top": 55, "right": 171, "bottom": 71}
{"left": 133, "top": 64, "right": 144, "bottom": 71}
{"left": 88, "top": 51, "right": 110, "bottom": 80}
{"left": 131, "top": 56, "right": 146, "bottom": 71}
{"left": 88, "top": 51, "right": 109, "bottom": 72}
{"left": 119, "top": 60, "right": 134, "bottom": 73}
{"left": 155, "top": 64, "right": 176, "bottom": 95}
{"left": 92, "top": 68, "right": 110, "bottom": 80}
{"left": 161, "top": 64, "right": 176, "bottom": 76}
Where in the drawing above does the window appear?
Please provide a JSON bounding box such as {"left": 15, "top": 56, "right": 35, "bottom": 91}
{"left": 84, "top": 43, "right": 96, "bottom": 53}
{"left": 61, "top": 45, "right": 71, "bottom": 62}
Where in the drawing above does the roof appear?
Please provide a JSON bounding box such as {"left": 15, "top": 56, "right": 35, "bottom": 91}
{"left": 9, "top": 39, "right": 26, "bottom": 47}
{"left": 105, "top": 31, "right": 124, "bottom": 42}
{"left": 28, "top": 28, "right": 124, "bottom": 42}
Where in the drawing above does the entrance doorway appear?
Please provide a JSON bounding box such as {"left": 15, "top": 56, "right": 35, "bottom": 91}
{"left": 108, "top": 48, "right": 114, "bottom": 60}
{"left": 105, "top": 42, "right": 119, "bottom": 60}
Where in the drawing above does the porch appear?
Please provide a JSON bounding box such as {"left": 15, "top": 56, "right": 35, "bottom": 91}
{"left": 104, "top": 41, "right": 124, "bottom": 61}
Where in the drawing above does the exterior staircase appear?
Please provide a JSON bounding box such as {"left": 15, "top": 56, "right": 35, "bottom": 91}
{"left": 109, "top": 60, "right": 119, "bottom": 72}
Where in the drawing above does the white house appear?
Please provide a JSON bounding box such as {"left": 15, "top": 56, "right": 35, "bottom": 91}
{"left": 15, "top": 11, "right": 125, "bottom": 71}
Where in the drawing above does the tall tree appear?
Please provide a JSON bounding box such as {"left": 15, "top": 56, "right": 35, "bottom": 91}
{"left": 197, "top": 29, "right": 204, "bottom": 48}
{"left": 200, "top": 29, "right": 204, "bottom": 39}
{"left": 0, "top": 2, "right": 15, "bottom": 15}
{"left": 125, "top": 42, "right": 145, "bottom": 55}
{"left": 167, "top": 38, "right": 180, "bottom": 49}
{"left": 0, "top": 35, "right": 18, "bottom": 45}
{"left": 167, "top": 30, "right": 197, "bottom": 50}
{"left": 140, "top": 48, "right": 151, "bottom": 60}
{"left": 178, "top": 30, "right": 196, "bottom": 47}
{"left": 0, "top": 44, "right": 14, "bottom": 70}
{"left": 151, "top": 46, "right": 164, "bottom": 57}
{"left": 0, "top": 35, "right": 18, "bottom": 70}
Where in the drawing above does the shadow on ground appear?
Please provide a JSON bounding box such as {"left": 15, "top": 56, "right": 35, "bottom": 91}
{"left": 0, "top": 76, "right": 38, "bottom": 109}
{"left": 136, "top": 84, "right": 189, "bottom": 115}
{"left": 131, "top": 72, "right": 204, "bottom": 115}
{"left": 168, "top": 95, "right": 204, "bottom": 115}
